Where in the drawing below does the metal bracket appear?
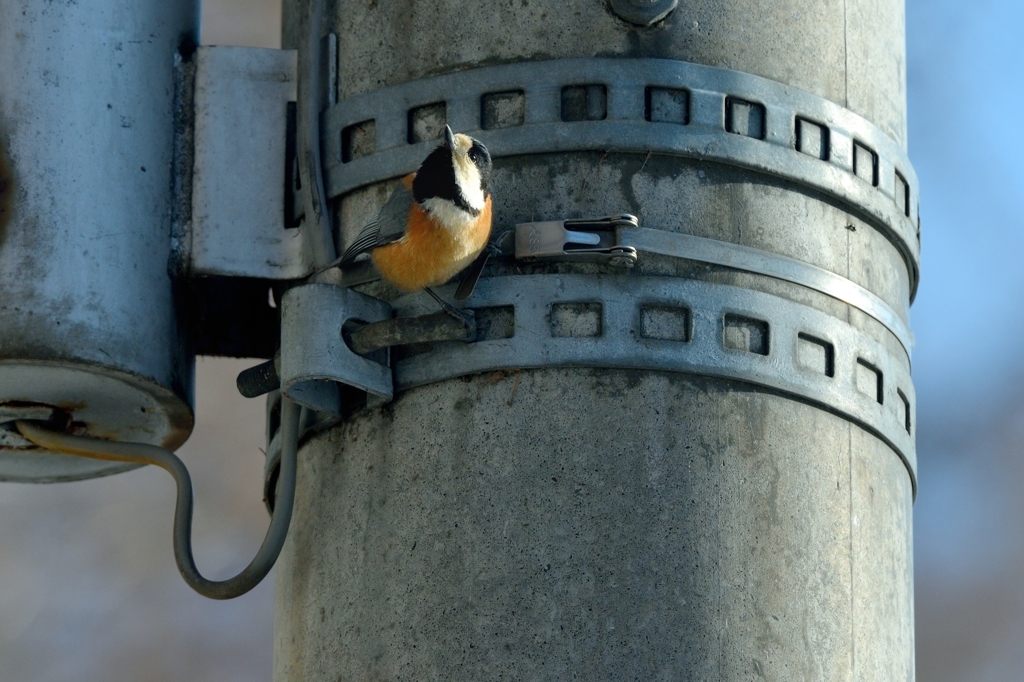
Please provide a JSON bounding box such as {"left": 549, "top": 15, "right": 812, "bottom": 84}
{"left": 279, "top": 284, "right": 393, "bottom": 413}
{"left": 515, "top": 214, "right": 639, "bottom": 267}
{"left": 239, "top": 292, "right": 477, "bottom": 407}
{"left": 609, "top": 0, "right": 678, "bottom": 26}
{"left": 180, "top": 46, "right": 314, "bottom": 280}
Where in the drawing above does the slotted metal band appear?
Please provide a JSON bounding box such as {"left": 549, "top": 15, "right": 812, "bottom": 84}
{"left": 392, "top": 274, "right": 917, "bottom": 494}
{"left": 340, "top": 225, "right": 914, "bottom": 361}
{"left": 619, "top": 227, "right": 913, "bottom": 360}
{"left": 321, "top": 58, "right": 921, "bottom": 298}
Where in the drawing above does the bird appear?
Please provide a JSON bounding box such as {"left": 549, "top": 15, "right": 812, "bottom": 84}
{"left": 337, "top": 125, "right": 493, "bottom": 322}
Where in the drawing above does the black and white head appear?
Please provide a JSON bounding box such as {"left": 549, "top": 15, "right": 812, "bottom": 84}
{"left": 412, "top": 125, "right": 492, "bottom": 227}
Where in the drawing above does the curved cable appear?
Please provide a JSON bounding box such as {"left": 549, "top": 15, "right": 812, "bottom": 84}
{"left": 15, "top": 397, "right": 300, "bottom": 600}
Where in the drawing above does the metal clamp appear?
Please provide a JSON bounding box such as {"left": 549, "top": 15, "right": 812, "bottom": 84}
{"left": 279, "top": 283, "right": 394, "bottom": 413}
{"left": 390, "top": 274, "right": 917, "bottom": 495}
{"left": 275, "top": 284, "right": 482, "bottom": 413}
{"left": 512, "top": 219, "right": 912, "bottom": 360}
{"left": 619, "top": 228, "right": 914, "bottom": 361}
{"left": 320, "top": 57, "right": 921, "bottom": 298}
{"left": 515, "top": 214, "right": 639, "bottom": 267}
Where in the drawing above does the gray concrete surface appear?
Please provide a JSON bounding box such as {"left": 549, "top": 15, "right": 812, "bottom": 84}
{"left": 276, "top": 369, "right": 913, "bottom": 679}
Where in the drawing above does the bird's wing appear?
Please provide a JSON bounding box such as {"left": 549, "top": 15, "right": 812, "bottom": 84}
{"left": 339, "top": 183, "right": 415, "bottom": 264}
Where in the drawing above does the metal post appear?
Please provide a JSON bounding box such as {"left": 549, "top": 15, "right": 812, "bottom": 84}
{"left": 274, "top": 0, "right": 917, "bottom": 678}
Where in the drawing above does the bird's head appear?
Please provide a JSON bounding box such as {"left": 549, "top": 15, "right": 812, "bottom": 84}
{"left": 413, "top": 125, "right": 492, "bottom": 221}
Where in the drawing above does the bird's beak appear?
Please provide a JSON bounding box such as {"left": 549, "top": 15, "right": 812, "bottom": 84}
{"left": 444, "top": 124, "right": 455, "bottom": 149}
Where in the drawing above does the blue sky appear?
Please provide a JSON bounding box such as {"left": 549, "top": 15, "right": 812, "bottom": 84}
{"left": 907, "top": 0, "right": 1024, "bottom": 418}
{"left": 908, "top": 2, "right": 1024, "bottom": 676}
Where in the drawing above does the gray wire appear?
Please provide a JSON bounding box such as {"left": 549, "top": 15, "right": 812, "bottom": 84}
{"left": 14, "top": 397, "right": 300, "bottom": 600}
{"left": 17, "top": 0, "right": 333, "bottom": 600}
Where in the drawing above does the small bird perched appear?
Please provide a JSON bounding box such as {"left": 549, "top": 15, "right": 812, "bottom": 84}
{"left": 338, "top": 125, "right": 493, "bottom": 320}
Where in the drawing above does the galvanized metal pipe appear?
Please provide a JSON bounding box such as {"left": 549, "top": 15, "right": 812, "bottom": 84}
{"left": 0, "top": 0, "right": 199, "bottom": 481}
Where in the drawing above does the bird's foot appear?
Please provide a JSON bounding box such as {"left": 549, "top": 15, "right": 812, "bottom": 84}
{"left": 425, "top": 287, "right": 475, "bottom": 328}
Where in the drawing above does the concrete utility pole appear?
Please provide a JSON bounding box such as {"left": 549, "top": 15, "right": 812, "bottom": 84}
{"left": 273, "top": 0, "right": 918, "bottom": 680}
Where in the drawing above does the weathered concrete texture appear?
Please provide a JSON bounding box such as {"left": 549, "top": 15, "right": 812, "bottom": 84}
{"left": 275, "top": 369, "right": 913, "bottom": 680}
{"left": 288, "top": 0, "right": 905, "bottom": 146}
{"left": 0, "top": 133, "right": 11, "bottom": 239}
{"left": 850, "top": 424, "right": 915, "bottom": 681}
{"left": 845, "top": 0, "right": 909, "bottom": 148}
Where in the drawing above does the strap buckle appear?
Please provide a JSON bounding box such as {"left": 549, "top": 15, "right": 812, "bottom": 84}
{"left": 515, "top": 214, "right": 639, "bottom": 267}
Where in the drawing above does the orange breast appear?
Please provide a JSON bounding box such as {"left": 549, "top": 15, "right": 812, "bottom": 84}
{"left": 372, "top": 197, "right": 492, "bottom": 292}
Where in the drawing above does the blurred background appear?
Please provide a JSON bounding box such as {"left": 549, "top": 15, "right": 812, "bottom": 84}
{"left": 0, "top": 0, "right": 1018, "bottom": 679}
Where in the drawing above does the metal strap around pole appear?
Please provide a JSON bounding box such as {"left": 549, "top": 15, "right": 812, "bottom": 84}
{"left": 618, "top": 227, "right": 913, "bottom": 361}
{"left": 320, "top": 57, "right": 921, "bottom": 298}
{"left": 390, "top": 274, "right": 917, "bottom": 495}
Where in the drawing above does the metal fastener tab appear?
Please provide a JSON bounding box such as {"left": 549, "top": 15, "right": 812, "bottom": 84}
{"left": 515, "top": 214, "right": 639, "bottom": 266}
{"left": 280, "top": 284, "right": 394, "bottom": 413}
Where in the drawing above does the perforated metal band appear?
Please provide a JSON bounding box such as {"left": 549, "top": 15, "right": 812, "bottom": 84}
{"left": 618, "top": 227, "right": 913, "bottom": 360}
{"left": 392, "top": 274, "right": 917, "bottom": 492}
{"left": 321, "top": 58, "right": 921, "bottom": 297}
